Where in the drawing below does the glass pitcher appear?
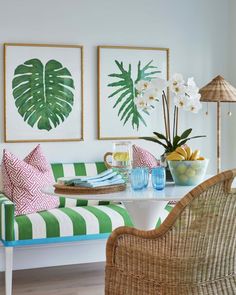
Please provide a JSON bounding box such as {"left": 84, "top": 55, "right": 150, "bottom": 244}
{"left": 104, "top": 142, "right": 132, "bottom": 182}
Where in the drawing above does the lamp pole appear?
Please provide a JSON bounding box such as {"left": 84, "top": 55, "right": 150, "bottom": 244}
{"left": 200, "top": 76, "right": 236, "bottom": 174}
{"left": 217, "top": 101, "right": 221, "bottom": 173}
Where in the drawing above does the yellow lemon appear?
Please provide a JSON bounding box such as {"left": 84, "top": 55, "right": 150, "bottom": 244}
{"left": 192, "top": 162, "right": 201, "bottom": 169}
{"left": 176, "top": 164, "right": 187, "bottom": 174}
{"left": 179, "top": 175, "right": 188, "bottom": 183}
{"left": 113, "top": 152, "right": 130, "bottom": 161}
{"left": 186, "top": 168, "right": 196, "bottom": 177}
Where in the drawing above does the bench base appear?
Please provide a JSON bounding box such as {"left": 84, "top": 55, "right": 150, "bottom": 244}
{"left": 0, "top": 239, "right": 107, "bottom": 271}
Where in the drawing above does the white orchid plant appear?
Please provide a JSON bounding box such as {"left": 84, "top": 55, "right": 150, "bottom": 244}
{"left": 136, "top": 73, "right": 206, "bottom": 153}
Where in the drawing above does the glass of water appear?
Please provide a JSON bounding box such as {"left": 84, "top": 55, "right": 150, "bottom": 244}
{"left": 152, "top": 167, "right": 166, "bottom": 190}
{"left": 143, "top": 167, "right": 149, "bottom": 188}
{"left": 130, "top": 168, "right": 146, "bottom": 190}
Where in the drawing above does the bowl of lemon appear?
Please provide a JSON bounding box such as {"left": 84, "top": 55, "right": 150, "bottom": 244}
{"left": 166, "top": 146, "right": 209, "bottom": 186}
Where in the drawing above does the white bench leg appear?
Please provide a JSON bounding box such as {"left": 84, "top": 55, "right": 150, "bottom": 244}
{"left": 5, "top": 247, "right": 13, "bottom": 295}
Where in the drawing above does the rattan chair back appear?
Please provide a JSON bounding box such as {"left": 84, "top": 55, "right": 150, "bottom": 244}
{"left": 105, "top": 170, "right": 236, "bottom": 295}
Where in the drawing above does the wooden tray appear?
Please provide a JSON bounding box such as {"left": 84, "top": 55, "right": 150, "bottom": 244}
{"left": 53, "top": 183, "right": 126, "bottom": 195}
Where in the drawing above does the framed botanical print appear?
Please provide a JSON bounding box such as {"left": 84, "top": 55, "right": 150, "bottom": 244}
{"left": 4, "top": 43, "right": 84, "bottom": 142}
{"left": 98, "top": 45, "right": 169, "bottom": 139}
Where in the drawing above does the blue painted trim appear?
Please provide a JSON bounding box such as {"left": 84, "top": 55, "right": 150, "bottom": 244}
{"left": 1, "top": 233, "right": 110, "bottom": 247}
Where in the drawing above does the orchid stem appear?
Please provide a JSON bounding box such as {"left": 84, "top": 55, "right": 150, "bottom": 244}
{"left": 162, "top": 94, "right": 168, "bottom": 139}
{"left": 162, "top": 91, "right": 171, "bottom": 141}
{"left": 173, "top": 106, "right": 176, "bottom": 142}
{"left": 175, "top": 107, "right": 179, "bottom": 136}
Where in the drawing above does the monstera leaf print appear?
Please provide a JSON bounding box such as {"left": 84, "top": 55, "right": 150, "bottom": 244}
{"left": 108, "top": 60, "right": 160, "bottom": 130}
{"left": 12, "top": 58, "right": 75, "bottom": 131}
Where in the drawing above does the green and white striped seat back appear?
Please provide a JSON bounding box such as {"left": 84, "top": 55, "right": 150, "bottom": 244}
{"left": 51, "top": 162, "right": 109, "bottom": 207}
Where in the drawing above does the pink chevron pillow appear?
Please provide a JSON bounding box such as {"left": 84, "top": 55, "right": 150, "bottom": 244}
{"left": 132, "top": 145, "right": 160, "bottom": 169}
{"left": 2, "top": 145, "right": 59, "bottom": 216}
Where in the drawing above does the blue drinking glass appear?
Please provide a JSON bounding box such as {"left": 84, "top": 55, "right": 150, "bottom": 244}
{"left": 143, "top": 167, "right": 149, "bottom": 188}
{"left": 152, "top": 167, "right": 166, "bottom": 190}
{"left": 130, "top": 168, "right": 146, "bottom": 190}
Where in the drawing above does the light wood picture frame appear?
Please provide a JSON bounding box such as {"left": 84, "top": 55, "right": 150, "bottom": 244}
{"left": 98, "top": 45, "right": 169, "bottom": 140}
{"left": 4, "top": 43, "right": 84, "bottom": 142}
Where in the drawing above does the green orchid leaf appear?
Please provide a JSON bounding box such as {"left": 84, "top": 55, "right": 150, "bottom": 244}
{"left": 153, "top": 132, "right": 172, "bottom": 149}
{"left": 173, "top": 135, "right": 181, "bottom": 149}
{"left": 153, "top": 132, "right": 166, "bottom": 140}
{"left": 178, "top": 135, "right": 206, "bottom": 146}
{"left": 180, "top": 128, "right": 192, "bottom": 139}
{"left": 140, "top": 137, "right": 168, "bottom": 149}
{"left": 12, "top": 58, "right": 75, "bottom": 131}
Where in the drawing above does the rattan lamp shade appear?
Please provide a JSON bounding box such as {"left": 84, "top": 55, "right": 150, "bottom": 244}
{"left": 200, "top": 75, "right": 236, "bottom": 102}
{"left": 199, "top": 75, "right": 236, "bottom": 173}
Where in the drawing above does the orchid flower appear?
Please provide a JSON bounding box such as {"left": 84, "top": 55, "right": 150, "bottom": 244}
{"left": 135, "top": 80, "right": 150, "bottom": 93}
{"left": 185, "top": 98, "right": 202, "bottom": 113}
{"left": 143, "top": 88, "right": 159, "bottom": 104}
{"left": 134, "top": 95, "right": 150, "bottom": 110}
{"left": 185, "top": 77, "right": 199, "bottom": 96}
{"left": 136, "top": 73, "right": 204, "bottom": 149}
{"left": 174, "top": 95, "right": 188, "bottom": 109}
{"left": 169, "top": 73, "right": 184, "bottom": 91}
{"left": 149, "top": 77, "right": 167, "bottom": 93}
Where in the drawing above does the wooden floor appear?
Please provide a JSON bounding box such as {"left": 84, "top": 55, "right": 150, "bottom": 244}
{"left": 0, "top": 263, "right": 105, "bottom": 295}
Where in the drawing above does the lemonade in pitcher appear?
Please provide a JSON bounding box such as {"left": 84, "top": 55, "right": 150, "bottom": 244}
{"left": 104, "top": 142, "right": 132, "bottom": 182}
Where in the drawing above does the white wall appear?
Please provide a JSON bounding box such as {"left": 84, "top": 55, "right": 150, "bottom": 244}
{"left": 0, "top": 0, "right": 231, "bottom": 173}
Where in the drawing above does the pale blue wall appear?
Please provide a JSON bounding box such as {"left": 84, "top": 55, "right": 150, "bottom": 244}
{"left": 0, "top": 0, "right": 231, "bottom": 173}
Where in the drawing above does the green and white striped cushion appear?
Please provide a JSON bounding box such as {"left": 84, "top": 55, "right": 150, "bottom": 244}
{"left": 14, "top": 204, "right": 132, "bottom": 241}
{"left": 51, "top": 162, "right": 110, "bottom": 207}
{"left": 0, "top": 193, "right": 174, "bottom": 242}
{"left": 0, "top": 194, "right": 15, "bottom": 242}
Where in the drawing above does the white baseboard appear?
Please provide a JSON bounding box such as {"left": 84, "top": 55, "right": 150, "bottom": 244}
{"left": 0, "top": 239, "right": 107, "bottom": 272}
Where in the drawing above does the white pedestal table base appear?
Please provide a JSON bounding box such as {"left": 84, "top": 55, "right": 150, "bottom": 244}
{"left": 122, "top": 200, "right": 169, "bottom": 230}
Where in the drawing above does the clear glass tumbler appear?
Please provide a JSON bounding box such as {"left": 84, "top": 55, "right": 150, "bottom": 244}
{"left": 152, "top": 167, "right": 166, "bottom": 190}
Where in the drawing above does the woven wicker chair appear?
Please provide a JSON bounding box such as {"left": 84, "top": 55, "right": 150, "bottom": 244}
{"left": 105, "top": 170, "right": 236, "bottom": 295}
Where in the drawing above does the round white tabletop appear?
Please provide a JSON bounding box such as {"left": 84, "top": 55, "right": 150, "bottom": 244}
{"left": 45, "top": 182, "right": 197, "bottom": 202}
{"left": 44, "top": 176, "right": 212, "bottom": 230}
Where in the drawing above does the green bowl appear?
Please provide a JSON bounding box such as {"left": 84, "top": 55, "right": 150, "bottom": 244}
{"left": 168, "top": 159, "right": 209, "bottom": 186}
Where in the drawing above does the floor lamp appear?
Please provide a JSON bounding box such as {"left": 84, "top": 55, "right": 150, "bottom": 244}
{"left": 199, "top": 75, "right": 236, "bottom": 173}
